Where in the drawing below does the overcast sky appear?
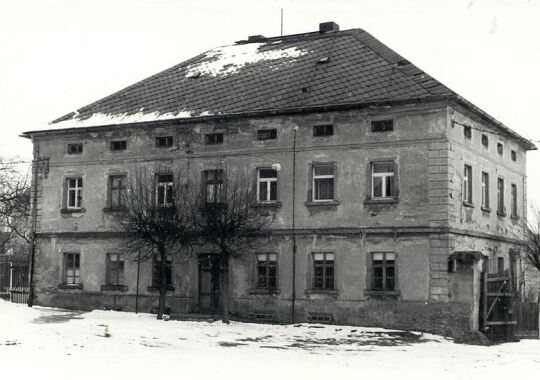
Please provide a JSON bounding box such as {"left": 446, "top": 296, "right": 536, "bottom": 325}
{"left": 1, "top": 0, "right": 539, "bottom": 207}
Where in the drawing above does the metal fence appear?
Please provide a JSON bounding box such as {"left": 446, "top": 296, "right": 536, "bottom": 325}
{"left": 0, "top": 260, "right": 29, "bottom": 304}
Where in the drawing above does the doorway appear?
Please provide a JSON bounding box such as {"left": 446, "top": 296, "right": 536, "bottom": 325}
{"left": 198, "top": 254, "right": 222, "bottom": 314}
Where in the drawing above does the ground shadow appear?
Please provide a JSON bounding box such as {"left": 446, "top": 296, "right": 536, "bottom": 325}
{"left": 31, "top": 308, "right": 87, "bottom": 324}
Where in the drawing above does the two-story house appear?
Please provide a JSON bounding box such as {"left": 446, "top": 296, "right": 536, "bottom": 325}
{"left": 23, "top": 22, "right": 536, "bottom": 338}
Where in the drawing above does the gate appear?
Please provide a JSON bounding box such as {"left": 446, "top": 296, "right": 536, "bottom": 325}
{"left": 481, "top": 271, "right": 516, "bottom": 342}
{"left": 514, "top": 301, "right": 539, "bottom": 339}
{"left": 0, "top": 259, "right": 29, "bottom": 304}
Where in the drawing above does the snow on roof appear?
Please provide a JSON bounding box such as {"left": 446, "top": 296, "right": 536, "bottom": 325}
{"left": 185, "top": 43, "right": 308, "bottom": 77}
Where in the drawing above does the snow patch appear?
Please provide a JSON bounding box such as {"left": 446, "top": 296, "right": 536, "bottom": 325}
{"left": 185, "top": 43, "right": 308, "bottom": 77}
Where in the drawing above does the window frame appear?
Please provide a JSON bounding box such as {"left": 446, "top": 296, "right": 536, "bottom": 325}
{"left": 371, "top": 161, "right": 396, "bottom": 200}
{"left": 312, "top": 252, "right": 335, "bottom": 291}
{"left": 67, "top": 143, "right": 83, "bottom": 155}
{"left": 257, "top": 168, "right": 278, "bottom": 203}
{"left": 497, "top": 177, "right": 505, "bottom": 216}
{"left": 66, "top": 177, "right": 83, "bottom": 209}
{"left": 511, "top": 150, "right": 517, "bottom": 162}
{"left": 204, "top": 169, "right": 224, "bottom": 204}
{"left": 481, "top": 134, "right": 489, "bottom": 148}
{"left": 151, "top": 254, "right": 173, "bottom": 289}
{"left": 311, "top": 164, "right": 335, "bottom": 202}
{"left": 155, "top": 136, "right": 173, "bottom": 148}
{"left": 256, "top": 129, "right": 277, "bottom": 141}
{"left": 497, "top": 142, "right": 504, "bottom": 156}
{"left": 110, "top": 140, "right": 127, "bottom": 151}
{"left": 463, "top": 165, "right": 473, "bottom": 205}
{"left": 63, "top": 252, "right": 81, "bottom": 285}
{"left": 370, "top": 252, "right": 397, "bottom": 292}
{"left": 106, "top": 253, "right": 125, "bottom": 287}
{"left": 155, "top": 173, "right": 174, "bottom": 208}
{"left": 255, "top": 253, "right": 278, "bottom": 290}
{"left": 370, "top": 119, "right": 394, "bottom": 133}
{"left": 481, "top": 171, "right": 490, "bottom": 210}
{"left": 312, "top": 124, "right": 334, "bottom": 137}
{"left": 511, "top": 183, "right": 518, "bottom": 218}
{"left": 463, "top": 125, "right": 472, "bottom": 140}
{"left": 204, "top": 132, "right": 224, "bottom": 145}
{"left": 108, "top": 175, "right": 127, "bottom": 209}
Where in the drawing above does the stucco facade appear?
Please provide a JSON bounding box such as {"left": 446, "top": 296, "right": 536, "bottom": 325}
{"left": 27, "top": 100, "right": 532, "bottom": 338}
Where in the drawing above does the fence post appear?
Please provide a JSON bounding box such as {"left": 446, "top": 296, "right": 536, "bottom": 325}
{"left": 9, "top": 262, "right": 13, "bottom": 302}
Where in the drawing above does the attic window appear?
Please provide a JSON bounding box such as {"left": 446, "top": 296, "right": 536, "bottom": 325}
{"left": 110, "top": 140, "right": 127, "bottom": 151}
{"left": 511, "top": 150, "right": 517, "bottom": 162}
{"left": 257, "top": 129, "right": 277, "bottom": 141}
{"left": 205, "top": 133, "right": 224, "bottom": 145}
{"left": 371, "top": 120, "right": 394, "bottom": 133}
{"left": 313, "top": 124, "right": 334, "bottom": 137}
{"left": 317, "top": 56, "right": 330, "bottom": 64}
{"left": 187, "top": 72, "right": 201, "bottom": 79}
{"left": 463, "top": 125, "right": 472, "bottom": 139}
{"left": 67, "top": 143, "right": 83, "bottom": 155}
{"left": 481, "top": 134, "right": 489, "bottom": 148}
{"left": 155, "top": 136, "right": 173, "bottom": 148}
{"left": 497, "top": 142, "right": 504, "bottom": 156}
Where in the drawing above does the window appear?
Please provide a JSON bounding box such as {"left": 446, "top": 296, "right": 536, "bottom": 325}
{"left": 371, "top": 120, "right": 394, "bottom": 133}
{"left": 463, "top": 125, "right": 472, "bottom": 139}
{"left": 64, "top": 253, "right": 80, "bottom": 285}
{"left": 256, "top": 253, "right": 277, "bottom": 289}
{"left": 511, "top": 184, "right": 518, "bottom": 218}
{"left": 372, "top": 252, "right": 396, "bottom": 291}
{"left": 313, "top": 124, "right": 334, "bottom": 137}
{"left": 204, "top": 133, "right": 224, "bottom": 145}
{"left": 156, "top": 174, "right": 173, "bottom": 207}
{"left": 67, "top": 143, "right": 83, "bottom": 154}
{"left": 109, "top": 175, "right": 126, "bottom": 208}
{"left": 481, "top": 172, "right": 490, "bottom": 209}
{"left": 110, "top": 140, "right": 127, "bottom": 151}
{"left": 481, "top": 134, "right": 489, "bottom": 148}
{"left": 152, "top": 255, "right": 172, "bottom": 288}
{"left": 497, "top": 178, "right": 505, "bottom": 215}
{"left": 511, "top": 150, "right": 517, "bottom": 162}
{"left": 106, "top": 253, "right": 125, "bottom": 286}
{"left": 66, "top": 177, "right": 83, "bottom": 209}
{"left": 257, "top": 129, "right": 277, "bottom": 141}
{"left": 497, "top": 142, "right": 504, "bottom": 156}
{"left": 463, "top": 165, "right": 473, "bottom": 204}
{"left": 312, "top": 164, "right": 334, "bottom": 201}
{"left": 155, "top": 136, "right": 173, "bottom": 148}
{"left": 371, "top": 162, "right": 395, "bottom": 199}
{"left": 204, "top": 170, "right": 224, "bottom": 203}
{"left": 497, "top": 257, "right": 505, "bottom": 274}
{"left": 257, "top": 168, "right": 277, "bottom": 202}
{"left": 312, "top": 253, "right": 334, "bottom": 290}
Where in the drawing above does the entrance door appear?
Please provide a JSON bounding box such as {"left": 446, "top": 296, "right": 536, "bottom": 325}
{"left": 198, "top": 254, "right": 221, "bottom": 314}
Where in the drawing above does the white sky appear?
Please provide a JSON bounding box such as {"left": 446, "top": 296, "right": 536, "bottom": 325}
{"left": 1, "top": 0, "right": 539, "bottom": 206}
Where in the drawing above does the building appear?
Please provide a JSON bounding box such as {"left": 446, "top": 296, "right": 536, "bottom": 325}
{"left": 23, "top": 23, "right": 536, "bottom": 338}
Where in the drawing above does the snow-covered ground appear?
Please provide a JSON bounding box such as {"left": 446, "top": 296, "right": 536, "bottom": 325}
{"left": 0, "top": 300, "right": 538, "bottom": 379}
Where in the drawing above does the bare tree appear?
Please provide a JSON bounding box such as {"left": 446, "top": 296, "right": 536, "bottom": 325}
{"left": 0, "top": 161, "right": 31, "bottom": 252}
{"left": 192, "top": 167, "right": 272, "bottom": 323}
{"left": 520, "top": 206, "right": 540, "bottom": 272}
{"left": 112, "top": 166, "right": 195, "bottom": 319}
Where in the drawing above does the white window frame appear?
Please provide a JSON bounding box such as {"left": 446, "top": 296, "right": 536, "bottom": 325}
{"left": 463, "top": 165, "right": 472, "bottom": 204}
{"left": 312, "top": 164, "right": 334, "bottom": 202}
{"left": 257, "top": 168, "right": 278, "bottom": 202}
{"left": 371, "top": 162, "right": 395, "bottom": 199}
{"left": 155, "top": 174, "right": 173, "bottom": 207}
{"left": 67, "top": 177, "right": 83, "bottom": 209}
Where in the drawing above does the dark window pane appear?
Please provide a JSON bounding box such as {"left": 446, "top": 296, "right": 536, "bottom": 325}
{"left": 385, "top": 176, "right": 394, "bottom": 197}
{"left": 259, "top": 182, "right": 267, "bottom": 201}
{"left": 269, "top": 182, "right": 277, "bottom": 201}
{"left": 371, "top": 120, "right": 394, "bottom": 132}
{"left": 259, "top": 169, "right": 277, "bottom": 178}
{"left": 373, "top": 163, "right": 394, "bottom": 173}
{"left": 373, "top": 177, "right": 382, "bottom": 198}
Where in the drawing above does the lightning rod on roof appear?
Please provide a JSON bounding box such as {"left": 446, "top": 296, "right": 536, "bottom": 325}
{"left": 281, "top": 8, "right": 283, "bottom": 36}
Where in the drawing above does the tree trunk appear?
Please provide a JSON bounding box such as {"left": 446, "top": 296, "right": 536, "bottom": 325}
{"left": 157, "top": 243, "right": 167, "bottom": 320}
{"left": 220, "top": 252, "right": 230, "bottom": 324}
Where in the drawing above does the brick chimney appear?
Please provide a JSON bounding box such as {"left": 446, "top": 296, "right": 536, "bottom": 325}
{"left": 319, "top": 22, "right": 340, "bottom": 33}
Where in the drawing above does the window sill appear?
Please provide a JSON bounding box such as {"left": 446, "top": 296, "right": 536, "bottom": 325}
{"left": 101, "top": 285, "right": 128, "bottom": 291}
{"left": 103, "top": 206, "right": 127, "bottom": 213}
{"left": 249, "top": 288, "right": 281, "bottom": 295}
{"left": 481, "top": 206, "right": 491, "bottom": 213}
{"left": 147, "top": 286, "right": 175, "bottom": 292}
{"left": 305, "top": 200, "right": 340, "bottom": 207}
{"left": 253, "top": 201, "right": 282, "bottom": 209}
{"left": 58, "top": 283, "right": 83, "bottom": 290}
{"left": 463, "top": 201, "right": 474, "bottom": 208}
{"left": 364, "top": 290, "right": 400, "bottom": 297}
{"left": 364, "top": 197, "right": 399, "bottom": 205}
{"left": 305, "top": 289, "right": 338, "bottom": 295}
{"left": 60, "top": 208, "right": 86, "bottom": 214}
{"left": 497, "top": 211, "right": 507, "bottom": 217}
